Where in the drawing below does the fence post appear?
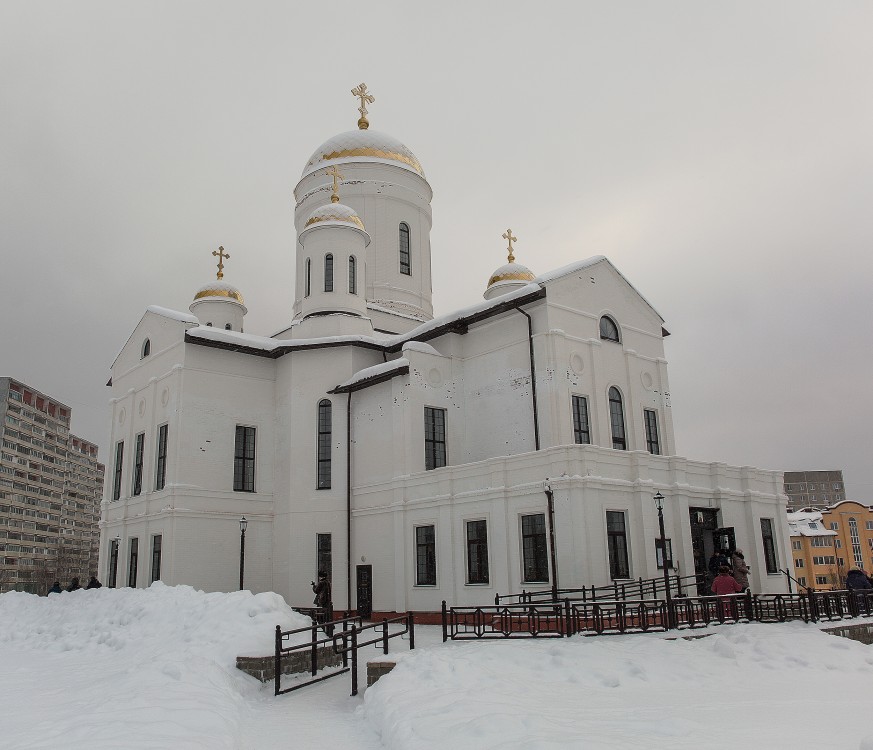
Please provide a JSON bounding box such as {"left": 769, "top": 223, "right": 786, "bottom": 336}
{"left": 494, "top": 592, "right": 499, "bottom": 605}
{"left": 310, "top": 622, "right": 318, "bottom": 677}
{"left": 350, "top": 626, "right": 358, "bottom": 697}
{"left": 745, "top": 590, "right": 754, "bottom": 621}
{"left": 564, "top": 598, "right": 572, "bottom": 637}
{"left": 341, "top": 617, "right": 349, "bottom": 668}
{"left": 808, "top": 588, "right": 818, "bottom": 622}
{"left": 274, "top": 625, "right": 282, "bottom": 696}
{"left": 408, "top": 612, "right": 415, "bottom": 650}
{"left": 382, "top": 618, "right": 389, "bottom": 655}
{"left": 441, "top": 600, "right": 448, "bottom": 642}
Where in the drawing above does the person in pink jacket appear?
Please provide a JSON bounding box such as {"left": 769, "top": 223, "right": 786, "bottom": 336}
{"left": 711, "top": 565, "right": 743, "bottom": 620}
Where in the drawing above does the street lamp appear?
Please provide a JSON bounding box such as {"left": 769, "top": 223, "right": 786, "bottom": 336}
{"left": 653, "top": 491, "right": 673, "bottom": 628}
{"left": 239, "top": 516, "right": 248, "bottom": 591}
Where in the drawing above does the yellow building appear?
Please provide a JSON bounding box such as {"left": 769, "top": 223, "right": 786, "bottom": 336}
{"left": 788, "top": 501, "right": 873, "bottom": 591}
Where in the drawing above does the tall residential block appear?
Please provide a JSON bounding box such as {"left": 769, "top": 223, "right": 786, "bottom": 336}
{"left": 0, "top": 377, "right": 104, "bottom": 593}
{"left": 783, "top": 470, "right": 845, "bottom": 512}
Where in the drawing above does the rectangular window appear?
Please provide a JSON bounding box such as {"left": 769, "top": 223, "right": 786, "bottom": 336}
{"left": 571, "top": 395, "right": 590, "bottom": 445}
{"left": 835, "top": 539, "right": 842, "bottom": 548}
{"left": 794, "top": 558, "right": 804, "bottom": 568}
{"left": 644, "top": 409, "right": 661, "bottom": 455}
{"left": 867, "top": 521, "right": 873, "bottom": 531}
{"left": 424, "top": 407, "right": 447, "bottom": 470}
{"left": 791, "top": 540, "right": 802, "bottom": 550}
{"left": 150, "top": 534, "right": 162, "bottom": 583}
{"left": 521, "top": 513, "right": 549, "bottom": 583}
{"left": 812, "top": 556, "right": 836, "bottom": 566}
{"left": 607, "top": 511, "right": 630, "bottom": 579}
{"left": 132, "top": 433, "right": 145, "bottom": 496}
{"left": 815, "top": 575, "right": 829, "bottom": 586}
{"left": 112, "top": 441, "right": 124, "bottom": 501}
{"left": 317, "top": 401, "right": 332, "bottom": 490}
{"left": 810, "top": 537, "right": 832, "bottom": 548}
{"left": 760, "top": 518, "right": 778, "bottom": 574}
{"left": 316, "top": 533, "right": 332, "bottom": 579}
{"left": 830, "top": 522, "right": 839, "bottom": 530}
{"left": 415, "top": 525, "right": 436, "bottom": 585}
{"left": 399, "top": 223, "right": 411, "bottom": 276}
{"left": 127, "top": 537, "right": 138, "bottom": 587}
{"left": 797, "top": 576, "right": 806, "bottom": 586}
{"left": 155, "top": 424, "right": 168, "bottom": 491}
{"left": 234, "top": 426, "right": 256, "bottom": 492}
{"left": 108, "top": 539, "right": 119, "bottom": 588}
{"left": 655, "top": 538, "right": 673, "bottom": 569}
{"left": 466, "top": 520, "right": 489, "bottom": 584}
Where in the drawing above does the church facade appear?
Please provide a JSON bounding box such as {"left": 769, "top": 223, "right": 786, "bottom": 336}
{"left": 100, "top": 88, "right": 790, "bottom": 613}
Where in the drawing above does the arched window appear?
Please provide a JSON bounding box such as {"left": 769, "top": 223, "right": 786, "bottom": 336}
{"left": 206, "top": 322, "right": 213, "bottom": 327}
{"left": 849, "top": 517, "right": 863, "bottom": 567}
{"left": 600, "top": 316, "right": 620, "bottom": 343}
{"left": 608, "top": 387, "right": 626, "bottom": 450}
{"left": 141, "top": 339, "right": 151, "bottom": 359}
{"left": 324, "top": 254, "right": 334, "bottom": 292}
{"left": 305, "top": 258, "right": 311, "bottom": 297}
{"left": 225, "top": 323, "right": 232, "bottom": 330}
{"left": 399, "top": 222, "right": 411, "bottom": 275}
{"left": 317, "top": 399, "right": 332, "bottom": 489}
{"left": 349, "top": 255, "right": 357, "bottom": 295}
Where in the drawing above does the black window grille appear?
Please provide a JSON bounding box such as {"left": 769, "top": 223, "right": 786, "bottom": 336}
{"left": 424, "top": 407, "right": 447, "bottom": 470}
{"left": 127, "top": 537, "right": 138, "bottom": 587}
{"left": 316, "top": 533, "right": 332, "bottom": 579}
{"left": 606, "top": 511, "right": 630, "bottom": 579}
{"left": 572, "top": 395, "right": 590, "bottom": 444}
{"left": 644, "top": 409, "right": 660, "bottom": 455}
{"left": 399, "top": 222, "right": 411, "bottom": 275}
{"left": 466, "top": 520, "right": 489, "bottom": 584}
{"left": 608, "top": 387, "right": 626, "bottom": 450}
{"left": 415, "top": 525, "right": 436, "bottom": 585}
{"left": 521, "top": 513, "right": 549, "bottom": 583}
{"left": 155, "top": 424, "right": 168, "bottom": 491}
{"left": 234, "top": 426, "right": 256, "bottom": 492}
{"left": 317, "top": 400, "right": 332, "bottom": 489}
{"left": 324, "top": 254, "right": 333, "bottom": 292}
{"left": 132, "top": 433, "right": 144, "bottom": 496}
{"left": 151, "top": 534, "right": 162, "bottom": 583}
{"left": 112, "top": 441, "right": 124, "bottom": 501}
{"left": 760, "top": 518, "right": 778, "bottom": 574}
{"left": 349, "top": 255, "right": 357, "bottom": 294}
{"left": 599, "top": 316, "right": 620, "bottom": 342}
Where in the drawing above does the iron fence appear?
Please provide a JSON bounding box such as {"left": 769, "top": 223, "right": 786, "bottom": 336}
{"left": 494, "top": 573, "right": 702, "bottom": 606}
{"left": 441, "top": 601, "right": 568, "bottom": 640}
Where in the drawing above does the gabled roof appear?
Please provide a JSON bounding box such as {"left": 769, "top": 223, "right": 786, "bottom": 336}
{"left": 110, "top": 305, "right": 199, "bottom": 370}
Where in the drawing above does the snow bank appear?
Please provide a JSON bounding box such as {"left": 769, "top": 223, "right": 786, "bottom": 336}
{"left": 363, "top": 622, "right": 873, "bottom": 750}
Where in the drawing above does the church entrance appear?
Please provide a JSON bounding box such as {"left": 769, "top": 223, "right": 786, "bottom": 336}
{"left": 689, "top": 508, "right": 721, "bottom": 595}
{"left": 356, "top": 565, "right": 372, "bottom": 619}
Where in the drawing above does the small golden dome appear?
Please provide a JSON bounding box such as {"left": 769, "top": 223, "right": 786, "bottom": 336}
{"left": 487, "top": 262, "right": 536, "bottom": 288}
{"left": 193, "top": 281, "right": 245, "bottom": 305}
{"left": 304, "top": 202, "right": 365, "bottom": 231}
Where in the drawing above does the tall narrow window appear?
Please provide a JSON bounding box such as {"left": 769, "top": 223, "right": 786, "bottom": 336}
{"left": 112, "top": 441, "right": 124, "bottom": 501}
{"left": 760, "top": 518, "right": 778, "bottom": 574}
{"left": 424, "top": 407, "right": 447, "bottom": 470}
{"left": 324, "top": 254, "right": 333, "bottom": 292}
{"left": 317, "top": 400, "right": 332, "bottom": 489}
{"left": 521, "top": 513, "right": 549, "bottom": 583}
{"left": 127, "top": 537, "right": 139, "bottom": 587}
{"left": 132, "top": 432, "right": 144, "bottom": 496}
{"left": 348, "top": 255, "right": 357, "bottom": 294}
{"left": 141, "top": 339, "right": 151, "bottom": 358}
{"left": 415, "top": 525, "right": 437, "bottom": 585}
{"left": 305, "top": 258, "right": 311, "bottom": 297}
{"left": 234, "top": 426, "right": 256, "bottom": 492}
{"left": 155, "top": 424, "right": 168, "bottom": 491}
{"left": 644, "top": 409, "right": 660, "bottom": 455}
{"left": 466, "top": 520, "right": 489, "bottom": 584}
{"left": 399, "top": 222, "right": 411, "bottom": 275}
{"left": 571, "top": 395, "right": 590, "bottom": 444}
{"left": 316, "top": 533, "right": 332, "bottom": 578}
{"left": 606, "top": 511, "right": 630, "bottom": 579}
{"left": 849, "top": 517, "right": 863, "bottom": 568}
{"left": 599, "top": 316, "right": 620, "bottom": 342}
{"left": 608, "top": 387, "right": 626, "bottom": 450}
{"left": 150, "top": 534, "right": 162, "bottom": 583}
{"left": 108, "top": 539, "right": 119, "bottom": 588}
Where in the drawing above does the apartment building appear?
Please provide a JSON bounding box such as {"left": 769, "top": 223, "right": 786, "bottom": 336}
{"left": 0, "top": 377, "right": 104, "bottom": 593}
{"left": 784, "top": 470, "right": 845, "bottom": 512}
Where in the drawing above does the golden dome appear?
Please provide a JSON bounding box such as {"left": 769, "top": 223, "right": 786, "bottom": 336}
{"left": 302, "top": 130, "right": 424, "bottom": 179}
{"left": 304, "top": 202, "right": 365, "bottom": 231}
{"left": 487, "top": 262, "right": 536, "bottom": 288}
{"left": 193, "top": 281, "right": 245, "bottom": 305}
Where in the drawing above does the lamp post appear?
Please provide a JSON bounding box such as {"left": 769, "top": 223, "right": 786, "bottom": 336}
{"left": 543, "top": 481, "right": 559, "bottom": 602}
{"left": 239, "top": 516, "right": 248, "bottom": 591}
{"left": 653, "top": 492, "right": 673, "bottom": 629}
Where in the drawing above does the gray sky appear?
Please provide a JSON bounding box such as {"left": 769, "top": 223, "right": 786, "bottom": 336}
{"left": 2, "top": 1, "right": 871, "bottom": 500}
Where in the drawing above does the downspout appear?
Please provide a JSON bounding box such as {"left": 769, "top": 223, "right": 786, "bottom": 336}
{"left": 544, "top": 482, "right": 559, "bottom": 601}
{"left": 346, "top": 391, "right": 353, "bottom": 611}
{"left": 514, "top": 306, "right": 540, "bottom": 450}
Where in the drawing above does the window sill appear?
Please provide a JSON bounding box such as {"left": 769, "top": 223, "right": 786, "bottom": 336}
{"left": 464, "top": 582, "right": 491, "bottom": 587}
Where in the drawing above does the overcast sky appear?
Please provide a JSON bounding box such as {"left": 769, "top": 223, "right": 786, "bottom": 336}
{"left": 1, "top": 2, "right": 871, "bottom": 501}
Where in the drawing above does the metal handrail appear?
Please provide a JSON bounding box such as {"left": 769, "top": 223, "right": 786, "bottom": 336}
{"left": 494, "top": 573, "right": 703, "bottom": 605}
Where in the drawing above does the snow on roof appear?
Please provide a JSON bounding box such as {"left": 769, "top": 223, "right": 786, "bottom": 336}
{"left": 787, "top": 511, "right": 838, "bottom": 537}
{"left": 146, "top": 305, "right": 199, "bottom": 325}
{"left": 333, "top": 357, "right": 409, "bottom": 392}
{"left": 402, "top": 341, "right": 442, "bottom": 356}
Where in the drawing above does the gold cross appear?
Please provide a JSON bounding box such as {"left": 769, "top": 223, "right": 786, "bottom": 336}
{"left": 351, "top": 82, "right": 375, "bottom": 130}
{"left": 502, "top": 229, "right": 517, "bottom": 263}
{"left": 212, "top": 245, "right": 230, "bottom": 280}
{"left": 325, "top": 165, "right": 343, "bottom": 203}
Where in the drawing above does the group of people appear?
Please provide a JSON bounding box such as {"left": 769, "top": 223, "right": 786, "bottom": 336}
{"left": 47, "top": 576, "right": 102, "bottom": 594}
{"left": 708, "top": 548, "right": 751, "bottom": 596}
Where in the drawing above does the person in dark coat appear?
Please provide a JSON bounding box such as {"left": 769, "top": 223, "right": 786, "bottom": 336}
{"left": 311, "top": 571, "right": 333, "bottom": 634}
{"left": 845, "top": 569, "right": 873, "bottom": 591}
{"left": 85, "top": 576, "right": 102, "bottom": 589}
{"left": 731, "top": 549, "right": 750, "bottom": 591}
{"left": 48, "top": 581, "right": 62, "bottom": 595}
{"left": 66, "top": 577, "right": 81, "bottom": 592}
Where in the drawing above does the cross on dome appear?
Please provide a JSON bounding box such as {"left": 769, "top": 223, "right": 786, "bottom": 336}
{"left": 325, "top": 165, "right": 343, "bottom": 203}
{"left": 212, "top": 245, "right": 230, "bottom": 280}
{"left": 351, "top": 83, "right": 375, "bottom": 130}
{"left": 502, "top": 229, "right": 518, "bottom": 263}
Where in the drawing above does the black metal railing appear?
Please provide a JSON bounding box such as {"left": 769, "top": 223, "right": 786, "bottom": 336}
{"left": 494, "top": 573, "right": 703, "bottom": 606}
{"left": 275, "top": 612, "right": 414, "bottom": 697}
{"left": 443, "top": 589, "right": 873, "bottom": 641}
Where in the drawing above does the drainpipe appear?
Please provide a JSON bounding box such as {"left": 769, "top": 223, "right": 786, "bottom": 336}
{"left": 514, "top": 306, "right": 540, "bottom": 451}
{"left": 346, "top": 392, "right": 353, "bottom": 611}
{"left": 544, "top": 481, "right": 559, "bottom": 601}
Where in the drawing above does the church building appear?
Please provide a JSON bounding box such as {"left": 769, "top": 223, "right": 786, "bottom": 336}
{"left": 100, "top": 85, "right": 790, "bottom": 615}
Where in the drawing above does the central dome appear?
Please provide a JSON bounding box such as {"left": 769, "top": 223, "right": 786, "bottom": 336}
{"left": 301, "top": 129, "right": 424, "bottom": 179}
{"left": 193, "top": 281, "right": 244, "bottom": 305}
{"left": 304, "top": 202, "right": 365, "bottom": 231}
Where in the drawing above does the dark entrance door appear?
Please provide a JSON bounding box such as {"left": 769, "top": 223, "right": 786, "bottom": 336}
{"left": 689, "top": 508, "right": 720, "bottom": 594}
{"left": 356, "top": 564, "right": 372, "bottom": 619}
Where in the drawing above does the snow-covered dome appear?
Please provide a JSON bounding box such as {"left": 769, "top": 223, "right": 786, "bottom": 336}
{"left": 304, "top": 202, "right": 365, "bottom": 232}
{"left": 301, "top": 129, "right": 425, "bottom": 179}
{"left": 487, "top": 262, "right": 536, "bottom": 289}
{"left": 193, "top": 281, "right": 245, "bottom": 305}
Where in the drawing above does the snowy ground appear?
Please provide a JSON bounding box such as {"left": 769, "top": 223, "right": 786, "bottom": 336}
{"left": 2, "top": 585, "right": 873, "bottom": 749}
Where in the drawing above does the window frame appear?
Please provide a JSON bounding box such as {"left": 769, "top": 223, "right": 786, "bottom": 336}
{"left": 305, "top": 257, "right": 311, "bottom": 297}
{"left": 155, "top": 424, "right": 168, "bottom": 491}
{"left": 108, "top": 539, "right": 119, "bottom": 588}
{"left": 644, "top": 409, "right": 660, "bottom": 455}
{"left": 317, "top": 400, "right": 332, "bottom": 489}
{"left": 132, "top": 432, "right": 145, "bottom": 497}
{"left": 571, "top": 394, "right": 590, "bottom": 445}
{"left": 150, "top": 534, "right": 162, "bottom": 583}
{"left": 399, "top": 222, "right": 411, "bottom": 276}
{"left": 608, "top": 387, "right": 627, "bottom": 451}
{"left": 348, "top": 255, "right": 357, "bottom": 295}
{"left": 520, "top": 513, "right": 549, "bottom": 583}
{"left": 233, "top": 425, "right": 256, "bottom": 493}
{"left": 112, "top": 441, "right": 124, "bottom": 501}
{"left": 414, "top": 524, "right": 437, "bottom": 586}
{"left": 316, "top": 532, "right": 332, "bottom": 580}
{"left": 599, "top": 315, "right": 620, "bottom": 343}
{"left": 324, "top": 253, "right": 334, "bottom": 292}
{"left": 760, "top": 517, "right": 779, "bottom": 574}
{"left": 141, "top": 339, "right": 151, "bottom": 358}
{"left": 606, "top": 510, "right": 631, "bottom": 579}
{"left": 127, "top": 537, "right": 139, "bottom": 588}
{"left": 465, "top": 519, "right": 489, "bottom": 585}
{"left": 424, "top": 406, "right": 447, "bottom": 470}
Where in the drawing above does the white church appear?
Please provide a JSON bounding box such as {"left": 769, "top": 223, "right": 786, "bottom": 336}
{"left": 100, "top": 86, "right": 790, "bottom": 617}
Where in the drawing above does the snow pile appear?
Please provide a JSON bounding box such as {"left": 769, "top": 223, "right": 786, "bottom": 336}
{"left": 0, "top": 584, "right": 311, "bottom": 749}
{"left": 364, "top": 621, "right": 873, "bottom": 750}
